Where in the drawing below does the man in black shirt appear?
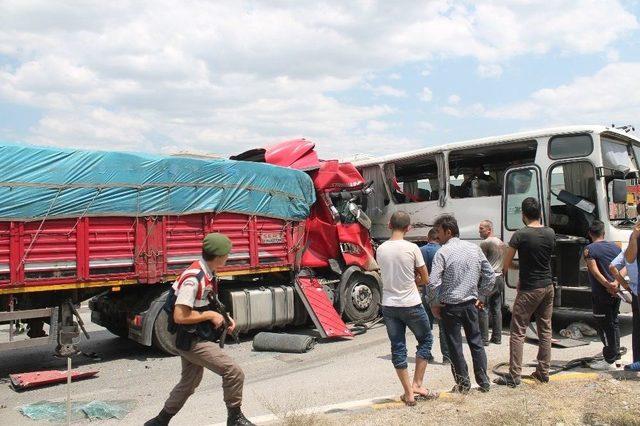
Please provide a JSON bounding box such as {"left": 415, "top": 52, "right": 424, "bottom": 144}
{"left": 584, "top": 220, "right": 621, "bottom": 370}
{"left": 495, "top": 197, "right": 555, "bottom": 387}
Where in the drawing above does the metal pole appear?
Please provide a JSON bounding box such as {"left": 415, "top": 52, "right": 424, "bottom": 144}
{"left": 66, "top": 356, "right": 72, "bottom": 426}
{"left": 8, "top": 296, "right": 14, "bottom": 342}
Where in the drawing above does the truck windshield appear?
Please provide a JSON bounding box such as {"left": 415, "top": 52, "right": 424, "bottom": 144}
{"left": 602, "top": 136, "right": 640, "bottom": 226}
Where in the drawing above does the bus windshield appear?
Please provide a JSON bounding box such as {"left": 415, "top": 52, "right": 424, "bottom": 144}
{"left": 601, "top": 136, "right": 640, "bottom": 226}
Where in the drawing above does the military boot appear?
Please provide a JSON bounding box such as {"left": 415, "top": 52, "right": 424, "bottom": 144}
{"left": 227, "top": 406, "right": 255, "bottom": 426}
{"left": 143, "top": 409, "right": 174, "bottom": 426}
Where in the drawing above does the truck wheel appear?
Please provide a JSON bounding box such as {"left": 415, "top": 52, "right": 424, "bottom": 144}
{"left": 342, "top": 274, "right": 381, "bottom": 323}
{"left": 152, "top": 309, "right": 178, "bottom": 355}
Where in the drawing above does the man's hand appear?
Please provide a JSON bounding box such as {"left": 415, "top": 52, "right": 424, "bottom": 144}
{"left": 415, "top": 265, "right": 429, "bottom": 287}
{"left": 431, "top": 305, "right": 442, "bottom": 319}
{"left": 475, "top": 300, "right": 485, "bottom": 310}
{"left": 208, "top": 311, "right": 225, "bottom": 328}
{"left": 227, "top": 316, "right": 236, "bottom": 334}
{"left": 606, "top": 281, "right": 619, "bottom": 296}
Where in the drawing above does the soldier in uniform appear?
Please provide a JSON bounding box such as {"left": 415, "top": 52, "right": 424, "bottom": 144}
{"left": 145, "top": 233, "right": 254, "bottom": 426}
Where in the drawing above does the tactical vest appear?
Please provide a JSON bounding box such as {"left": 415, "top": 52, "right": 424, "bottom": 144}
{"left": 163, "top": 261, "right": 221, "bottom": 350}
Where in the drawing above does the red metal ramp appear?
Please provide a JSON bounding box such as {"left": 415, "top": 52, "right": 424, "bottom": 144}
{"left": 294, "top": 276, "right": 353, "bottom": 339}
{"left": 10, "top": 369, "right": 99, "bottom": 390}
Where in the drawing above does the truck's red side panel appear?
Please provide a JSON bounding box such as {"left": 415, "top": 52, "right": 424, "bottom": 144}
{"left": 0, "top": 213, "right": 297, "bottom": 292}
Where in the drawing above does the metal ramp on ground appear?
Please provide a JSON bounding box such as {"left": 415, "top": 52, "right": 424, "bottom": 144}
{"left": 294, "top": 276, "right": 353, "bottom": 339}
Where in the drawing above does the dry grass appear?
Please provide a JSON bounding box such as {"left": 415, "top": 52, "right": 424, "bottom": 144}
{"left": 340, "top": 376, "right": 640, "bottom": 426}
{"left": 258, "top": 391, "right": 335, "bottom": 426}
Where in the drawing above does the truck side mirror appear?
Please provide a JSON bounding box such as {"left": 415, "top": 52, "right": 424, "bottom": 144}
{"left": 612, "top": 179, "right": 628, "bottom": 204}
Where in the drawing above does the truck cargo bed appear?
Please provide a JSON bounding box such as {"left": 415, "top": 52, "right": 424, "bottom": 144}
{"left": 0, "top": 213, "right": 300, "bottom": 295}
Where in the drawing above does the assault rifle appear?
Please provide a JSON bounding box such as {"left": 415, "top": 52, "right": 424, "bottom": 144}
{"left": 208, "top": 293, "right": 239, "bottom": 348}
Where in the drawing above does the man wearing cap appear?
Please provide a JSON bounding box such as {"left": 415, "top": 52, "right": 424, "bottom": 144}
{"left": 145, "top": 233, "right": 254, "bottom": 426}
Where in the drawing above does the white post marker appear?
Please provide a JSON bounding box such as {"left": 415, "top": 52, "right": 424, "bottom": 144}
{"left": 66, "top": 356, "right": 72, "bottom": 426}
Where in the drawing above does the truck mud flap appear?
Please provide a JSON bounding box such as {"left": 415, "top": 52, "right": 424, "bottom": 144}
{"left": 294, "top": 276, "right": 353, "bottom": 339}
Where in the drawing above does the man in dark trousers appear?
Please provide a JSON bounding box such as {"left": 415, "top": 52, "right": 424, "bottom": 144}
{"left": 478, "top": 219, "right": 505, "bottom": 346}
{"left": 145, "top": 233, "right": 254, "bottom": 426}
{"left": 584, "top": 220, "right": 622, "bottom": 370}
{"left": 420, "top": 228, "right": 451, "bottom": 363}
{"left": 428, "top": 215, "right": 495, "bottom": 393}
{"left": 497, "top": 197, "right": 555, "bottom": 387}
{"left": 614, "top": 217, "right": 640, "bottom": 371}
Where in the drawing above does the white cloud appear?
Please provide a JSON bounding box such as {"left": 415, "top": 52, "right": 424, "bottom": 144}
{"left": 447, "top": 94, "right": 461, "bottom": 105}
{"left": 483, "top": 62, "right": 640, "bottom": 124}
{"left": 417, "top": 121, "right": 435, "bottom": 132}
{"left": 0, "top": 1, "right": 637, "bottom": 156}
{"left": 365, "top": 83, "right": 407, "bottom": 98}
{"left": 420, "top": 87, "right": 433, "bottom": 102}
{"left": 366, "top": 120, "right": 391, "bottom": 132}
{"left": 607, "top": 49, "right": 621, "bottom": 62}
{"left": 477, "top": 64, "right": 503, "bottom": 78}
{"left": 441, "top": 103, "right": 486, "bottom": 117}
{"left": 388, "top": 73, "right": 401, "bottom": 80}
{"left": 28, "top": 107, "right": 153, "bottom": 151}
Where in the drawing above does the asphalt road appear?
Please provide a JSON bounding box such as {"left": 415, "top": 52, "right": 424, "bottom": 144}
{"left": 0, "top": 307, "right": 635, "bottom": 425}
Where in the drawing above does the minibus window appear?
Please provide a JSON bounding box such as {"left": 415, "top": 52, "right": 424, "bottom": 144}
{"left": 632, "top": 145, "right": 640, "bottom": 170}
{"left": 390, "top": 156, "right": 439, "bottom": 204}
{"left": 504, "top": 168, "right": 540, "bottom": 230}
{"left": 548, "top": 134, "right": 593, "bottom": 159}
{"left": 361, "top": 166, "right": 388, "bottom": 218}
{"left": 602, "top": 138, "right": 635, "bottom": 172}
{"left": 600, "top": 137, "right": 640, "bottom": 226}
{"left": 449, "top": 140, "right": 537, "bottom": 199}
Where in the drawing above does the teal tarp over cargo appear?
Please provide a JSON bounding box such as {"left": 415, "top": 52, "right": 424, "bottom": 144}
{"left": 0, "top": 144, "right": 316, "bottom": 221}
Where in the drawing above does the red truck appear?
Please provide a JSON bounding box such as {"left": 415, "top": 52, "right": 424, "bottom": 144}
{"left": 0, "top": 139, "right": 380, "bottom": 354}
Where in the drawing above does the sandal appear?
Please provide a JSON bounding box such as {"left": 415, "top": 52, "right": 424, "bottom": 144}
{"left": 400, "top": 394, "right": 417, "bottom": 406}
{"left": 414, "top": 389, "right": 439, "bottom": 400}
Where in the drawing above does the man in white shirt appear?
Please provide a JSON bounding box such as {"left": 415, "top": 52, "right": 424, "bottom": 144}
{"left": 376, "top": 211, "right": 435, "bottom": 406}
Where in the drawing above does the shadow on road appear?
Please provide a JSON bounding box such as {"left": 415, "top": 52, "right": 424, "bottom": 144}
{"left": 0, "top": 329, "right": 171, "bottom": 377}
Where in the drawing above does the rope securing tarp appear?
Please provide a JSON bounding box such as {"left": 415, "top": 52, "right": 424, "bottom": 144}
{"left": 0, "top": 143, "right": 316, "bottom": 221}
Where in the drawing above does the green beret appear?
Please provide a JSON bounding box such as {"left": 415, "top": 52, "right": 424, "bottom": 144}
{"left": 202, "top": 233, "right": 232, "bottom": 256}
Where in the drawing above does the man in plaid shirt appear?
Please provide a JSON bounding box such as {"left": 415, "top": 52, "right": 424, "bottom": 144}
{"left": 429, "top": 214, "right": 495, "bottom": 393}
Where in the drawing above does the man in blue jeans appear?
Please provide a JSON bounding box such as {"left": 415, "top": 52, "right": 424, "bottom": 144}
{"left": 610, "top": 243, "right": 640, "bottom": 371}
{"left": 622, "top": 217, "right": 640, "bottom": 372}
{"left": 420, "top": 228, "right": 451, "bottom": 363}
{"left": 377, "top": 211, "right": 436, "bottom": 406}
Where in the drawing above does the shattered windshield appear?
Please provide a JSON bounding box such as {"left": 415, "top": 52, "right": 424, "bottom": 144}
{"left": 602, "top": 136, "right": 640, "bottom": 226}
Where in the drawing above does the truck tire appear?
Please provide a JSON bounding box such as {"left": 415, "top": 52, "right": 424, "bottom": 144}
{"left": 152, "top": 309, "right": 178, "bottom": 355}
{"left": 342, "top": 273, "right": 381, "bottom": 323}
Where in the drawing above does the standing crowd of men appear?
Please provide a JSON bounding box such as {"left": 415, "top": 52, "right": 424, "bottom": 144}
{"left": 142, "top": 196, "right": 640, "bottom": 423}
{"left": 376, "top": 196, "right": 640, "bottom": 402}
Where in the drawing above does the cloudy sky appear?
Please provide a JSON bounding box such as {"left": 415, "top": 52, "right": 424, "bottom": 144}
{"left": 1, "top": 1, "right": 640, "bottom": 159}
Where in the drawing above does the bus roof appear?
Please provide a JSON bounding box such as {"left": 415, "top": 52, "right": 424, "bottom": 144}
{"left": 353, "top": 125, "right": 640, "bottom": 167}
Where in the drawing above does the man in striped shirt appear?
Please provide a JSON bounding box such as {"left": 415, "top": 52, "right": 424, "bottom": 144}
{"left": 429, "top": 215, "right": 495, "bottom": 393}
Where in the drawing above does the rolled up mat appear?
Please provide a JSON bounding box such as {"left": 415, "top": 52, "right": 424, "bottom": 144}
{"left": 252, "top": 332, "right": 316, "bottom": 353}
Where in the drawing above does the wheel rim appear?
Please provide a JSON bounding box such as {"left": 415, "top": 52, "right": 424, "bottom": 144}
{"left": 351, "top": 283, "right": 373, "bottom": 311}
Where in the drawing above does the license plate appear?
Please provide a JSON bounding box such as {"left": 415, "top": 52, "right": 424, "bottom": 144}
{"left": 259, "top": 232, "right": 284, "bottom": 244}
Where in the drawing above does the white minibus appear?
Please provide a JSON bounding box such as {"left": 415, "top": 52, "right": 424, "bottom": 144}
{"left": 355, "top": 125, "right": 639, "bottom": 313}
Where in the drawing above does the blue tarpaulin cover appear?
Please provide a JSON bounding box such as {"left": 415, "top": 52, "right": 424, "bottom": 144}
{"left": 0, "top": 144, "right": 316, "bottom": 221}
